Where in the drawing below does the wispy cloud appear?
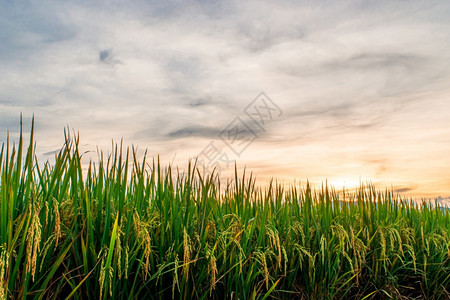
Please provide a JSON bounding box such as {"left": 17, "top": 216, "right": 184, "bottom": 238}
{"left": 167, "top": 126, "right": 223, "bottom": 139}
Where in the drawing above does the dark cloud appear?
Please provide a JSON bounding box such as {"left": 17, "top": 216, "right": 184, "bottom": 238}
{"left": 281, "top": 50, "right": 449, "bottom": 99}
{"left": 293, "top": 102, "right": 355, "bottom": 118}
{"left": 328, "top": 52, "right": 426, "bottom": 72}
{"left": 167, "top": 126, "right": 223, "bottom": 139}
{"left": 324, "top": 119, "right": 383, "bottom": 132}
{"left": 280, "top": 52, "right": 429, "bottom": 78}
{"left": 166, "top": 117, "right": 266, "bottom": 140}
{"left": 288, "top": 100, "right": 385, "bottom": 134}
{"left": 43, "top": 149, "right": 61, "bottom": 156}
{"left": 99, "top": 49, "right": 112, "bottom": 63}
{"left": 189, "top": 99, "right": 207, "bottom": 107}
{"left": 394, "top": 186, "right": 417, "bottom": 193}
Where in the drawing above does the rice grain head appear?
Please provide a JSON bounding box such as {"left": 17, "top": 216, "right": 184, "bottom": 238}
{"left": 206, "top": 246, "right": 217, "bottom": 295}
{"left": 183, "top": 228, "right": 191, "bottom": 279}
{"left": 0, "top": 244, "right": 9, "bottom": 300}
{"left": 26, "top": 203, "right": 42, "bottom": 281}
{"left": 53, "top": 199, "right": 61, "bottom": 247}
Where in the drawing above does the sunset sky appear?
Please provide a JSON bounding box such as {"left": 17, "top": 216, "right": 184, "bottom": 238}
{"left": 1, "top": 1, "right": 450, "bottom": 199}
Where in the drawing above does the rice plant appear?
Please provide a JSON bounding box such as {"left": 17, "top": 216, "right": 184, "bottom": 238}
{"left": 1, "top": 121, "right": 450, "bottom": 299}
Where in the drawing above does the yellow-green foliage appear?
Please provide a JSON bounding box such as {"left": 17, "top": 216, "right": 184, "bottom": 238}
{"left": 1, "top": 122, "right": 450, "bottom": 299}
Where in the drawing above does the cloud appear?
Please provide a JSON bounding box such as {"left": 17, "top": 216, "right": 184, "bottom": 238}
{"left": 328, "top": 52, "right": 426, "bottom": 71}
{"left": 1, "top": 0, "right": 450, "bottom": 196}
{"left": 99, "top": 48, "right": 121, "bottom": 66}
{"left": 167, "top": 126, "right": 223, "bottom": 139}
{"left": 99, "top": 49, "right": 112, "bottom": 63}
{"left": 43, "top": 149, "right": 61, "bottom": 156}
{"left": 189, "top": 99, "right": 207, "bottom": 107}
{"left": 394, "top": 186, "right": 418, "bottom": 194}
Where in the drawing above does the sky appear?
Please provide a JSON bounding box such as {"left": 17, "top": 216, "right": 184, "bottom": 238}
{"left": 1, "top": 0, "right": 450, "bottom": 199}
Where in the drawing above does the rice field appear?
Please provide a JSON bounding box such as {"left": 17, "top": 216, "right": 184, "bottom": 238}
{"left": 1, "top": 123, "right": 450, "bottom": 299}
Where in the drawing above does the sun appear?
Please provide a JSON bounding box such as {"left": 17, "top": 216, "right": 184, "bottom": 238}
{"left": 328, "top": 177, "right": 362, "bottom": 190}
